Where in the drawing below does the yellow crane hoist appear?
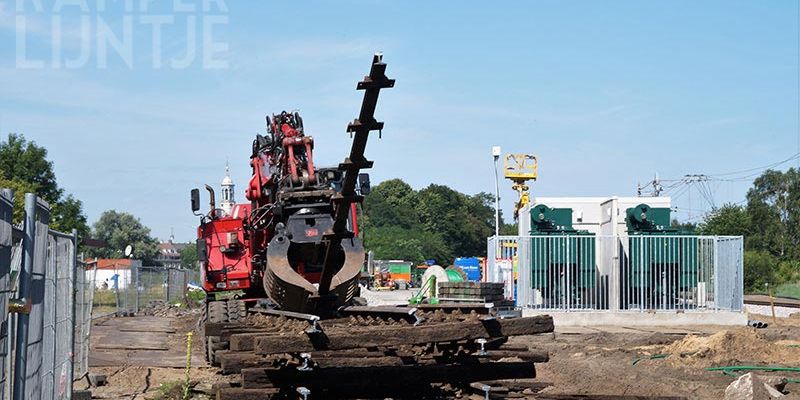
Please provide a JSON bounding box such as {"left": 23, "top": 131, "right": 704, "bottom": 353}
{"left": 503, "top": 154, "right": 538, "bottom": 220}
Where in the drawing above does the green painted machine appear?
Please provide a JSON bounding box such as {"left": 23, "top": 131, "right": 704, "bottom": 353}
{"left": 528, "top": 204, "right": 597, "bottom": 308}
{"left": 623, "top": 203, "right": 698, "bottom": 309}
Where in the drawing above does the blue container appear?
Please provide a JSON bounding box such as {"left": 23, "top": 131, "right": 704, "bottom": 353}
{"left": 454, "top": 257, "right": 482, "bottom": 281}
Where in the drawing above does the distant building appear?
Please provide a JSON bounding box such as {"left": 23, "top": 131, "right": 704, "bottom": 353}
{"left": 156, "top": 235, "right": 189, "bottom": 269}
{"left": 85, "top": 258, "right": 138, "bottom": 290}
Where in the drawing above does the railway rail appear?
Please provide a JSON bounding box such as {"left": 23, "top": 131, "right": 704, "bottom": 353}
{"left": 744, "top": 294, "right": 800, "bottom": 309}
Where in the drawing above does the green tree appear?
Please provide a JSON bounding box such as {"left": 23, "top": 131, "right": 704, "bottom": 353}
{"left": 0, "top": 177, "right": 36, "bottom": 223}
{"left": 0, "top": 133, "right": 62, "bottom": 203}
{"left": 89, "top": 210, "right": 159, "bottom": 263}
{"left": 365, "top": 226, "right": 451, "bottom": 264}
{"left": 743, "top": 250, "right": 777, "bottom": 293}
{"left": 51, "top": 195, "right": 90, "bottom": 238}
{"left": 500, "top": 221, "right": 518, "bottom": 235}
{"left": 0, "top": 133, "right": 90, "bottom": 236}
{"left": 362, "top": 179, "right": 419, "bottom": 230}
{"left": 696, "top": 204, "right": 750, "bottom": 236}
{"left": 415, "top": 185, "right": 494, "bottom": 258}
{"left": 671, "top": 219, "right": 697, "bottom": 232}
{"left": 746, "top": 168, "right": 799, "bottom": 259}
{"left": 362, "top": 179, "right": 499, "bottom": 265}
{"left": 180, "top": 243, "right": 199, "bottom": 269}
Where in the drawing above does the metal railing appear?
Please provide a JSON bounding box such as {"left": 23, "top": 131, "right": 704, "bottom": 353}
{"left": 0, "top": 190, "right": 86, "bottom": 400}
{"left": 488, "top": 234, "right": 744, "bottom": 313}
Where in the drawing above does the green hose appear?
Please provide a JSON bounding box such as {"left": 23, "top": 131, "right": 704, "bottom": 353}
{"left": 707, "top": 366, "right": 800, "bottom": 383}
{"left": 632, "top": 354, "right": 668, "bottom": 365}
{"left": 706, "top": 366, "right": 800, "bottom": 373}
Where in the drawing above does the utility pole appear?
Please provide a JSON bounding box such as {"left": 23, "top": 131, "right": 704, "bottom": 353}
{"left": 492, "top": 146, "right": 501, "bottom": 237}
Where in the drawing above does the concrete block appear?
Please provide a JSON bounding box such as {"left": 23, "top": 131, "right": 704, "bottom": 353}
{"left": 73, "top": 389, "right": 92, "bottom": 400}
{"left": 724, "top": 372, "right": 785, "bottom": 400}
{"left": 522, "top": 310, "right": 748, "bottom": 326}
{"left": 88, "top": 372, "right": 107, "bottom": 387}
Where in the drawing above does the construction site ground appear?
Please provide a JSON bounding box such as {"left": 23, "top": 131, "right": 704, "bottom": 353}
{"left": 79, "top": 291, "right": 800, "bottom": 399}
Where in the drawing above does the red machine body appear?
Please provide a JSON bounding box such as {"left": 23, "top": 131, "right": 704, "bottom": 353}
{"left": 193, "top": 54, "right": 393, "bottom": 316}
{"left": 198, "top": 204, "right": 253, "bottom": 293}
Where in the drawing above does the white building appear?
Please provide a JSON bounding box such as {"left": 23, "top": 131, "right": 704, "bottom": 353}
{"left": 87, "top": 258, "right": 140, "bottom": 290}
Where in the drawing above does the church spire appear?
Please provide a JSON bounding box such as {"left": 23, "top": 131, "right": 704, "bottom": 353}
{"left": 220, "top": 161, "right": 235, "bottom": 216}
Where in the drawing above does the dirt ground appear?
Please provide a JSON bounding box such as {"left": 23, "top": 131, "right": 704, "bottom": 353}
{"left": 520, "top": 312, "right": 800, "bottom": 399}
{"left": 80, "top": 305, "right": 800, "bottom": 399}
{"left": 79, "top": 305, "right": 235, "bottom": 400}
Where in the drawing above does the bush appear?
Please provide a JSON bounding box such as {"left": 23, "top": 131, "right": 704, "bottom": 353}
{"left": 744, "top": 250, "right": 778, "bottom": 293}
{"left": 776, "top": 260, "right": 800, "bottom": 283}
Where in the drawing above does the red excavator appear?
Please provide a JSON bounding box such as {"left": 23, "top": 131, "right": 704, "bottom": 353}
{"left": 191, "top": 54, "right": 393, "bottom": 363}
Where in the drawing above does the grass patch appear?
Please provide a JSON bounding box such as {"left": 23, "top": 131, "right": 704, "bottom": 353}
{"left": 775, "top": 283, "right": 800, "bottom": 299}
{"left": 92, "top": 289, "right": 117, "bottom": 307}
{"left": 152, "top": 380, "right": 187, "bottom": 400}
{"left": 187, "top": 289, "right": 206, "bottom": 303}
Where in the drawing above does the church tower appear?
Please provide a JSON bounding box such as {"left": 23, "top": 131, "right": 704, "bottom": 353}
{"left": 220, "top": 162, "right": 235, "bottom": 216}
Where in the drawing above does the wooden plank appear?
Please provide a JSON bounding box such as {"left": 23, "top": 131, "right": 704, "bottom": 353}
{"left": 89, "top": 350, "right": 203, "bottom": 368}
{"left": 216, "top": 388, "right": 280, "bottom": 400}
{"left": 219, "top": 349, "right": 417, "bottom": 374}
{"left": 241, "top": 361, "right": 536, "bottom": 390}
{"left": 229, "top": 333, "right": 262, "bottom": 351}
{"left": 118, "top": 327, "right": 176, "bottom": 333}
{"left": 254, "top": 315, "right": 553, "bottom": 355}
{"left": 534, "top": 396, "right": 687, "bottom": 400}
{"left": 94, "top": 344, "right": 169, "bottom": 351}
{"left": 482, "top": 350, "right": 548, "bottom": 362}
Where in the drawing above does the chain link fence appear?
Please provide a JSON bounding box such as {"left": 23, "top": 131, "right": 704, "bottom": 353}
{"left": 92, "top": 264, "right": 199, "bottom": 316}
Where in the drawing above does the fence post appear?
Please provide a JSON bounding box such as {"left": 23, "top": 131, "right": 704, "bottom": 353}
{"left": 165, "top": 269, "right": 170, "bottom": 303}
{"left": 13, "top": 194, "right": 37, "bottom": 400}
{"left": 67, "top": 229, "right": 77, "bottom": 400}
{"left": 134, "top": 263, "right": 139, "bottom": 314}
{"left": 713, "top": 237, "right": 719, "bottom": 311}
{"left": 0, "top": 189, "right": 13, "bottom": 400}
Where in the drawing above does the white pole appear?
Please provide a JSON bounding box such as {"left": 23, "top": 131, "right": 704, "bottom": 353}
{"left": 492, "top": 146, "right": 501, "bottom": 237}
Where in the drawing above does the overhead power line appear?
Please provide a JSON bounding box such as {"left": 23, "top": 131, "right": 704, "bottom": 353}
{"left": 707, "top": 152, "right": 800, "bottom": 177}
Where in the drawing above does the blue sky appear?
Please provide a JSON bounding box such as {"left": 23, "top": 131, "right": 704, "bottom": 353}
{"left": 0, "top": 1, "right": 798, "bottom": 242}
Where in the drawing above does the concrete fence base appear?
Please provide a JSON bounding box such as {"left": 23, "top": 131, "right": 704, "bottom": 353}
{"left": 522, "top": 309, "right": 748, "bottom": 326}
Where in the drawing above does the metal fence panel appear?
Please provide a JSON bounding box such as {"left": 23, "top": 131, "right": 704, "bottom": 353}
{"left": 42, "top": 235, "right": 57, "bottom": 399}
{"left": 488, "top": 234, "right": 744, "bottom": 313}
{"left": 73, "top": 260, "right": 95, "bottom": 380}
{"left": 22, "top": 216, "right": 51, "bottom": 400}
{"left": 51, "top": 234, "right": 75, "bottom": 399}
{"left": 0, "top": 191, "right": 80, "bottom": 400}
{"left": 0, "top": 191, "right": 15, "bottom": 400}
{"left": 167, "top": 269, "right": 187, "bottom": 303}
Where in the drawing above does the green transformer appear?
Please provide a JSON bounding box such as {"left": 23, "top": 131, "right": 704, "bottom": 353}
{"left": 528, "top": 204, "right": 597, "bottom": 308}
{"left": 623, "top": 203, "right": 698, "bottom": 309}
